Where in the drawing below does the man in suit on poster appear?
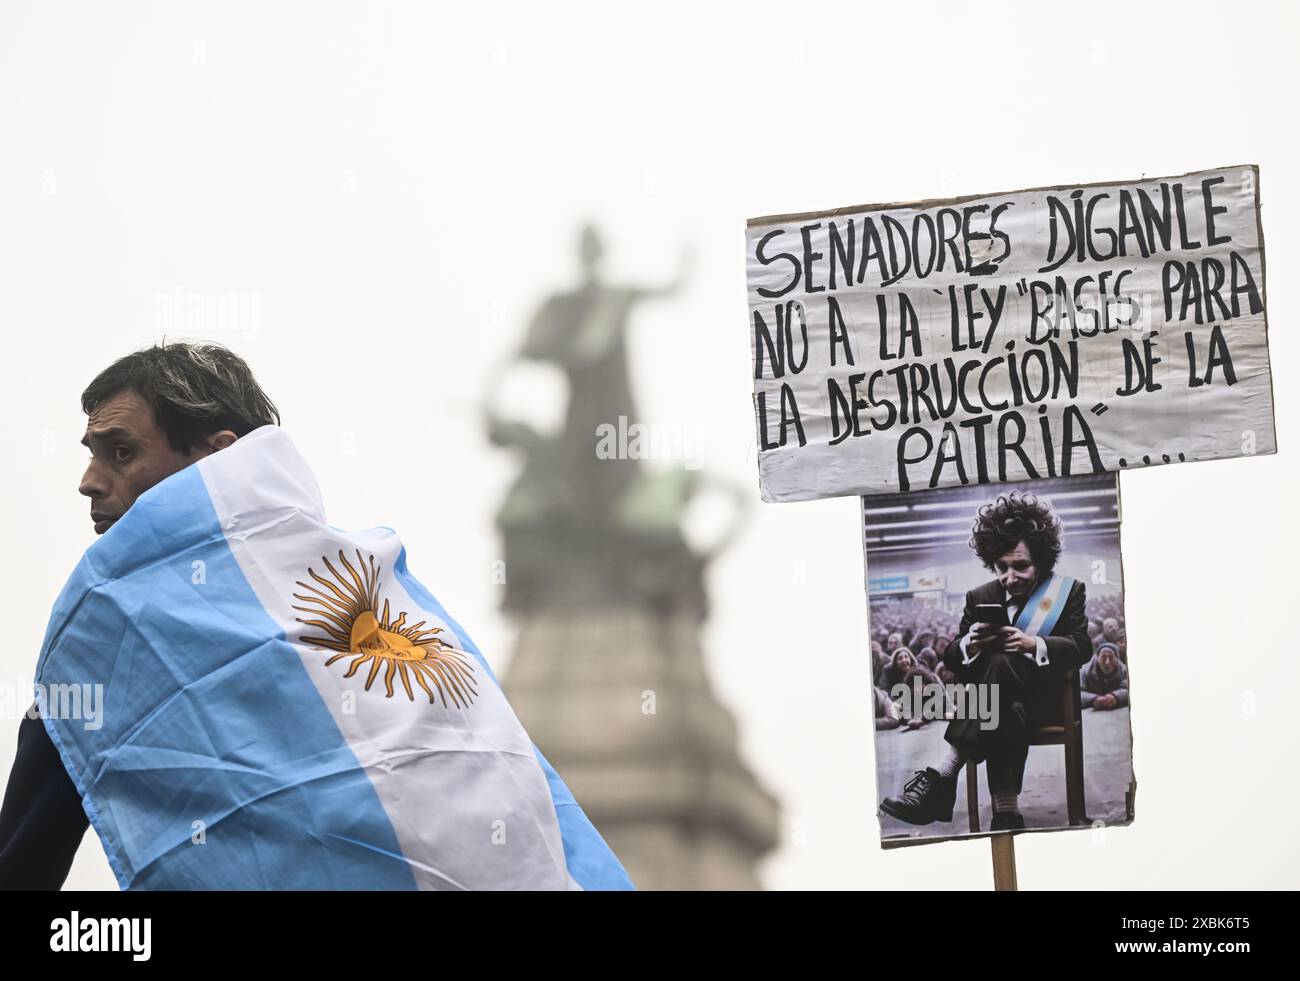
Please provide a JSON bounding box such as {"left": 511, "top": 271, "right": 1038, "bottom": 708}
{"left": 880, "top": 493, "right": 1092, "bottom": 832}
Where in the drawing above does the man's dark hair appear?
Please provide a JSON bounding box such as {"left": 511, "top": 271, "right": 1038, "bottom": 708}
{"left": 81, "top": 341, "right": 280, "bottom": 454}
{"left": 969, "top": 492, "right": 1063, "bottom": 576}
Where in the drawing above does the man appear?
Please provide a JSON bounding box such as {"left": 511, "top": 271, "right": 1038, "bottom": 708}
{"left": 1102, "top": 617, "right": 1124, "bottom": 646}
{"left": 879, "top": 492, "right": 1091, "bottom": 832}
{"left": 0, "top": 342, "right": 279, "bottom": 888}
{"left": 4, "top": 341, "right": 628, "bottom": 890}
{"left": 1080, "top": 642, "right": 1129, "bottom": 710}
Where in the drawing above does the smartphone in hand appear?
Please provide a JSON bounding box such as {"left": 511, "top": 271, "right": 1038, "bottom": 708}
{"left": 975, "top": 602, "right": 1011, "bottom": 630}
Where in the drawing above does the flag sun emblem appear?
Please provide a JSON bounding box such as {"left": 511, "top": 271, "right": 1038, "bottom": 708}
{"left": 291, "top": 548, "right": 478, "bottom": 708}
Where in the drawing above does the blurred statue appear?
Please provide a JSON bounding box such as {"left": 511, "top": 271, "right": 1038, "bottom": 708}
{"left": 485, "top": 223, "right": 779, "bottom": 889}
{"left": 487, "top": 223, "right": 746, "bottom": 619}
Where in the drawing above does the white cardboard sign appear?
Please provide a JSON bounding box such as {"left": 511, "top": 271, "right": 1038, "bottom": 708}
{"left": 746, "top": 166, "right": 1276, "bottom": 501}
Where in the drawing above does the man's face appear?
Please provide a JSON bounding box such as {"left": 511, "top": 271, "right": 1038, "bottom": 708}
{"left": 994, "top": 540, "right": 1036, "bottom": 598}
{"left": 78, "top": 389, "right": 203, "bottom": 535}
{"left": 1098, "top": 649, "right": 1119, "bottom": 674}
{"left": 1103, "top": 617, "right": 1121, "bottom": 641}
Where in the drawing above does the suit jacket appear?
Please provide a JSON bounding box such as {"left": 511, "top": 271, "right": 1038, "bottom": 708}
{"left": 941, "top": 576, "right": 1091, "bottom": 679}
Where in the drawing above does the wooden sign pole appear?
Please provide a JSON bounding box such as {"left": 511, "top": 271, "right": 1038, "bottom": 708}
{"left": 991, "top": 835, "right": 1018, "bottom": 890}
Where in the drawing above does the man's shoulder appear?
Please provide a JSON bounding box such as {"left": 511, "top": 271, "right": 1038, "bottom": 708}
{"left": 1037, "top": 573, "right": 1086, "bottom": 601}
{"left": 1052, "top": 577, "right": 1089, "bottom": 634}
{"left": 966, "top": 580, "right": 1005, "bottom": 603}
{"left": 1062, "top": 576, "right": 1087, "bottom": 602}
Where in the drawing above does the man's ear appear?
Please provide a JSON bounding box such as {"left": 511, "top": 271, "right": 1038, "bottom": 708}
{"left": 195, "top": 430, "right": 239, "bottom": 457}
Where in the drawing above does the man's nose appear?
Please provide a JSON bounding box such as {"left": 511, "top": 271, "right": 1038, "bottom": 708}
{"left": 79, "top": 460, "right": 106, "bottom": 500}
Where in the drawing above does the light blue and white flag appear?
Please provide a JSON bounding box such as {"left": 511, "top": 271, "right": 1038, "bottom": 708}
{"left": 1012, "top": 572, "right": 1078, "bottom": 638}
{"left": 34, "top": 425, "right": 633, "bottom": 891}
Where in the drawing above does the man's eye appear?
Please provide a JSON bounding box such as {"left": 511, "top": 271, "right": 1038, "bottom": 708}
{"left": 112, "top": 446, "right": 132, "bottom": 463}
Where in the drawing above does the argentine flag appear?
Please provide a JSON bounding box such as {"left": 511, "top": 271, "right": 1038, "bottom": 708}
{"left": 34, "top": 425, "right": 633, "bottom": 890}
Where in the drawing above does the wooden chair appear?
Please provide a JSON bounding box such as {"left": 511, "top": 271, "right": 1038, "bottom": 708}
{"left": 965, "top": 669, "right": 1088, "bottom": 831}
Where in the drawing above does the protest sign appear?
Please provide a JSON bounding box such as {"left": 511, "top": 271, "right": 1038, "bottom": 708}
{"left": 747, "top": 166, "right": 1276, "bottom": 501}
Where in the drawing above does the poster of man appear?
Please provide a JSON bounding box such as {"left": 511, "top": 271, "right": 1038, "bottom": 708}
{"left": 863, "top": 472, "right": 1134, "bottom": 845}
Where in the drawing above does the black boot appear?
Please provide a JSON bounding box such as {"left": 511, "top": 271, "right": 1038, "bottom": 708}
{"left": 880, "top": 767, "right": 957, "bottom": 825}
{"left": 990, "top": 811, "right": 1025, "bottom": 832}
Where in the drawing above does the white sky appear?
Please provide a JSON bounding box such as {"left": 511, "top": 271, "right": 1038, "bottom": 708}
{"left": 0, "top": 0, "right": 1297, "bottom": 890}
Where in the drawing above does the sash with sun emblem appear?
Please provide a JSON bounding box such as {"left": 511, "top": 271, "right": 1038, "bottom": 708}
{"left": 1012, "top": 572, "right": 1078, "bottom": 637}
{"left": 291, "top": 548, "right": 478, "bottom": 708}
